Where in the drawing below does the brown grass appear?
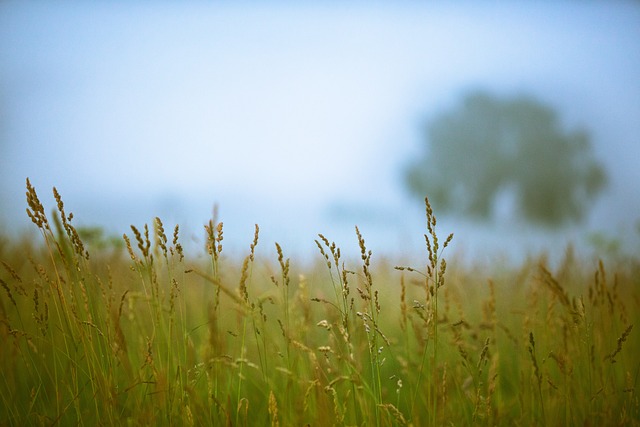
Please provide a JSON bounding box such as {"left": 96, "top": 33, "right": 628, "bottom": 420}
{"left": 0, "top": 180, "right": 638, "bottom": 426}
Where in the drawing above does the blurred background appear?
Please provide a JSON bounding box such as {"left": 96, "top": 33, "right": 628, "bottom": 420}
{"left": 1, "top": 1, "right": 639, "bottom": 263}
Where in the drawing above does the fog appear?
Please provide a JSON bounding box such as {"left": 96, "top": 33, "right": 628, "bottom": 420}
{"left": 1, "top": 2, "right": 639, "bottom": 263}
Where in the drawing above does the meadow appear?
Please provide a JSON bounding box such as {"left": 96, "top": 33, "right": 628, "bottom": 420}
{"left": 0, "top": 179, "right": 638, "bottom": 426}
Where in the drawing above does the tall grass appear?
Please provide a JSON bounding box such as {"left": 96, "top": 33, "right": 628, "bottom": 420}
{"left": 0, "top": 179, "right": 638, "bottom": 426}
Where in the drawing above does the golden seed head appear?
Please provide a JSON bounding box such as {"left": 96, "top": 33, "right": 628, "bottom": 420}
{"left": 444, "top": 233, "right": 454, "bottom": 248}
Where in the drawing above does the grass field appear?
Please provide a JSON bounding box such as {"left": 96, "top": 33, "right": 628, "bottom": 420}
{"left": 0, "top": 180, "right": 638, "bottom": 426}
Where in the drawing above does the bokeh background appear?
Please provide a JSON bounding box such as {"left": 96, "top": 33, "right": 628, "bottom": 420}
{"left": 1, "top": 1, "right": 639, "bottom": 263}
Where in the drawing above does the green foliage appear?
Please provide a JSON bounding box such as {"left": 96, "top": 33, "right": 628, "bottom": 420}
{"left": 405, "top": 91, "right": 607, "bottom": 226}
{"left": 0, "top": 181, "right": 638, "bottom": 426}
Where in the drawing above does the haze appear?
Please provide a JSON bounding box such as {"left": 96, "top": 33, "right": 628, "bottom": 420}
{"left": 1, "top": 2, "right": 639, "bottom": 262}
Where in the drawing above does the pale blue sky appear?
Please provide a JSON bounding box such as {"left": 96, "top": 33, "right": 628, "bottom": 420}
{"left": 1, "top": 2, "right": 639, "bottom": 261}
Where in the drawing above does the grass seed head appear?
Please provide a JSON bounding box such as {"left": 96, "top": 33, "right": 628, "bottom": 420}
{"left": 605, "top": 324, "right": 634, "bottom": 364}
{"left": 26, "top": 178, "right": 49, "bottom": 230}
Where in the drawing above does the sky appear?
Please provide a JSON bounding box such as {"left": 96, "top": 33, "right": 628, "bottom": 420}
{"left": 1, "top": 1, "right": 639, "bottom": 263}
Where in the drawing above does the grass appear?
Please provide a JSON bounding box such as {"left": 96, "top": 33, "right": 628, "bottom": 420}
{"left": 0, "top": 179, "right": 638, "bottom": 426}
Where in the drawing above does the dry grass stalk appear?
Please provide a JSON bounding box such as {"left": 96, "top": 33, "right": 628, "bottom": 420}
{"left": 604, "top": 324, "right": 634, "bottom": 364}
{"left": 268, "top": 390, "right": 280, "bottom": 427}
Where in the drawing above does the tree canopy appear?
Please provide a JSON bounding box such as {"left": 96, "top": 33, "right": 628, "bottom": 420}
{"left": 404, "top": 91, "right": 607, "bottom": 227}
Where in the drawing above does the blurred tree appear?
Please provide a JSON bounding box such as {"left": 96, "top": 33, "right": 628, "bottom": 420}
{"left": 405, "top": 91, "right": 607, "bottom": 226}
